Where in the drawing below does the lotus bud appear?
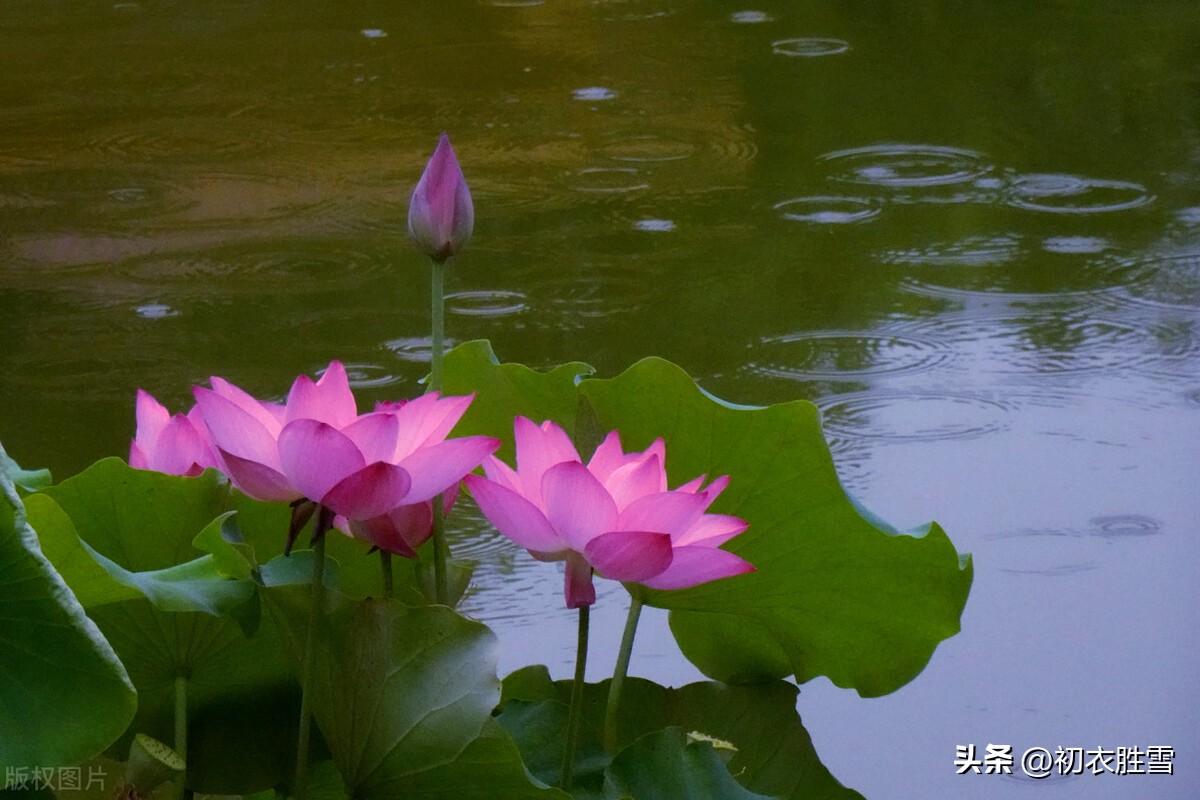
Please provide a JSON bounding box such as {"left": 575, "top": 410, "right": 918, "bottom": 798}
{"left": 408, "top": 133, "right": 474, "bottom": 262}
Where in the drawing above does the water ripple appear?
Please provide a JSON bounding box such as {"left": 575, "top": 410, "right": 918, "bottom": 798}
{"left": 819, "top": 143, "right": 993, "bottom": 188}
{"left": 1089, "top": 514, "right": 1162, "bottom": 539}
{"left": 573, "top": 86, "right": 618, "bottom": 102}
{"left": 746, "top": 330, "right": 951, "bottom": 380}
{"left": 569, "top": 167, "right": 649, "bottom": 194}
{"left": 1114, "top": 251, "right": 1200, "bottom": 311}
{"left": 902, "top": 312, "right": 1181, "bottom": 376}
{"left": 816, "top": 390, "right": 1015, "bottom": 443}
{"left": 1005, "top": 173, "right": 1154, "bottom": 215}
{"left": 882, "top": 234, "right": 1021, "bottom": 267}
{"left": 775, "top": 196, "right": 880, "bottom": 224}
{"left": 445, "top": 289, "right": 528, "bottom": 318}
{"left": 601, "top": 134, "right": 697, "bottom": 163}
{"left": 730, "top": 10, "right": 772, "bottom": 23}
{"left": 342, "top": 363, "right": 402, "bottom": 389}
{"left": 772, "top": 38, "right": 850, "bottom": 57}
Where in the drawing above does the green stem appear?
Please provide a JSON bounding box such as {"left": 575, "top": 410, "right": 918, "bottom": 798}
{"left": 293, "top": 510, "right": 330, "bottom": 800}
{"left": 379, "top": 550, "right": 394, "bottom": 599}
{"left": 561, "top": 605, "right": 591, "bottom": 790}
{"left": 174, "top": 674, "right": 188, "bottom": 800}
{"left": 432, "top": 499, "right": 448, "bottom": 605}
{"left": 174, "top": 675, "right": 188, "bottom": 761}
{"left": 430, "top": 258, "right": 446, "bottom": 392}
{"left": 603, "top": 595, "right": 643, "bottom": 753}
{"left": 429, "top": 257, "right": 451, "bottom": 607}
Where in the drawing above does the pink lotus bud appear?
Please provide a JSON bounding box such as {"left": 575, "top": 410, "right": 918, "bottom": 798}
{"left": 408, "top": 133, "right": 474, "bottom": 262}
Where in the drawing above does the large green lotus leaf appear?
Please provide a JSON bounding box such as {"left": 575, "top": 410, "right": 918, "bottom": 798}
{"left": 0, "top": 449, "right": 136, "bottom": 772}
{"left": 580, "top": 358, "right": 973, "bottom": 695}
{"left": 442, "top": 340, "right": 594, "bottom": 463}
{"left": 22, "top": 459, "right": 293, "bottom": 792}
{"left": 497, "top": 667, "right": 861, "bottom": 800}
{"left": 604, "top": 727, "right": 775, "bottom": 800}
{"left": 264, "top": 581, "right": 516, "bottom": 799}
{"left": 0, "top": 447, "right": 52, "bottom": 493}
{"left": 398, "top": 721, "right": 571, "bottom": 800}
{"left": 442, "top": 341, "right": 972, "bottom": 696}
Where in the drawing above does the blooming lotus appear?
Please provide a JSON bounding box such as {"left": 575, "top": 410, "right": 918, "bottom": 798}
{"left": 129, "top": 390, "right": 218, "bottom": 477}
{"left": 408, "top": 133, "right": 473, "bottom": 262}
{"left": 191, "top": 361, "right": 500, "bottom": 529}
{"left": 465, "top": 417, "right": 754, "bottom": 608}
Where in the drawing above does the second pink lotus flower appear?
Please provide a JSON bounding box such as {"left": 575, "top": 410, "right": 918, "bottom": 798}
{"left": 465, "top": 417, "right": 754, "bottom": 608}
{"left": 189, "top": 362, "right": 499, "bottom": 545}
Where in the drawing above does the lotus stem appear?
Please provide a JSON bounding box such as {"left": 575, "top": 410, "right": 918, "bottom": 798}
{"left": 293, "top": 507, "right": 330, "bottom": 800}
{"left": 429, "top": 256, "right": 451, "bottom": 605}
{"left": 379, "top": 550, "right": 394, "bottom": 599}
{"left": 432, "top": 500, "right": 449, "bottom": 605}
{"left": 561, "top": 605, "right": 591, "bottom": 790}
{"left": 174, "top": 675, "right": 188, "bottom": 800}
{"left": 174, "top": 675, "right": 188, "bottom": 761}
{"left": 603, "top": 595, "right": 643, "bottom": 753}
{"left": 430, "top": 257, "right": 446, "bottom": 392}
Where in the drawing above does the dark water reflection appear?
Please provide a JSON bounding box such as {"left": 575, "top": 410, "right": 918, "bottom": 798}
{"left": 2, "top": 1, "right": 1198, "bottom": 797}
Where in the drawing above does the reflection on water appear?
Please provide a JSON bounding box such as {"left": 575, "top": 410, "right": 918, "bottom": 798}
{"left": 2, "top": 1, "right": 1198, "bottom": 797}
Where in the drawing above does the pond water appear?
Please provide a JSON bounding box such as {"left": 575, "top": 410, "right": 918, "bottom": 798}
{"left": 2, "top": 2, "right": 1198, "bottom": 797}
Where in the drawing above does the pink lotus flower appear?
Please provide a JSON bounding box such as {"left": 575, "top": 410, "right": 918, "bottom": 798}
{"left": 191, "top": 361, "right": 500, "bottom": 526}
{"left": 408, "top": 133, "right": 474, "bottom": 262}
{"left": 465, "top": 417, "right": 754, "bottom": 608}
{"left": 335, "top": 489, "right": 456, "bottom": 558}
{"left": 129, "top": 390, "right": 218, "bottom": 477}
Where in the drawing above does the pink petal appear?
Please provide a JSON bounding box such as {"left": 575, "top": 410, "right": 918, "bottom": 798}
{"left": 675, "top": 514, "right": 750, "bottom": 548}
{"left": 277, "top": 419, "right": 366, "bottom": 503}
{"left": 541, "top": 461, "right": 618, "bottom": 550}
{"left": 392, "top": 502, "right": 437, "bottom": 550}
{"left": 441, "top": 482, "right": 460, "bottom": 516}
{"left": 639, "top": 546, "right": 755, "bottom": 591}
{"left": 350, "top": 502, "right": 434, "bottom": 557}
{"left": 321, "top": 462, "right": 413, "bottom": 520}
{"left": 584, "top": 531, "right": 673, "bottom": 582}
{"left": 151, "top": 414, "right": 207, "bottom": 476}
{"left": 639, "top": 438, "right": 667, "bottom": 470}
{"left": 129, "top": 441, "right": 148, "bottom": 469}
{"left": 134, "top": 390, "right": 170, "bottom": 448}
{"left": 349, "top": 516, "right": 417, "bottom": 559}
{"left": 586, "top": 430, "right": 628, "bottom": 483}
{"left": 564, "top": 552, "right": 596, "bottom": 609}
{"left": 193, "top": 386, "right": 281, "bottom": 467}
{"left": 218, "top": 449, "right": 300, "bottom": 502}
{"left": 676, "top": 474, "right": 707, "bottom": 494}
{"left": 396, "top": 435, "right": 499, "bottom": 503}
{"left": 390, "top": 392, "right": 474, "bottom": 460}
{"left": 616, "top": 491, "right": 708, "bottom": 539}
{"left": 481, "top": 454, "right": 523, "bottom": 494}
{"left": 209, "top": 376, "right": 284, "bottom": 435}
{"left": 463, "top": 475, "right": 563, "bottom": 553}
{"left": 341, "top": 413, "right": 400, "bottom": 464}
{"left": 186, "top": 405, "right": 222, "bottom": 469}
{"left": 285, "top": 361, "right": 357, "bottom": 428}
{"left": 699, "top": 474, "right": 731, "bottom": 506}
{"left": 604, "top": 454, "right": 667, "bottom": 510}
{"left": 515, "top": 417, "right": 580, "bottom": 503}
